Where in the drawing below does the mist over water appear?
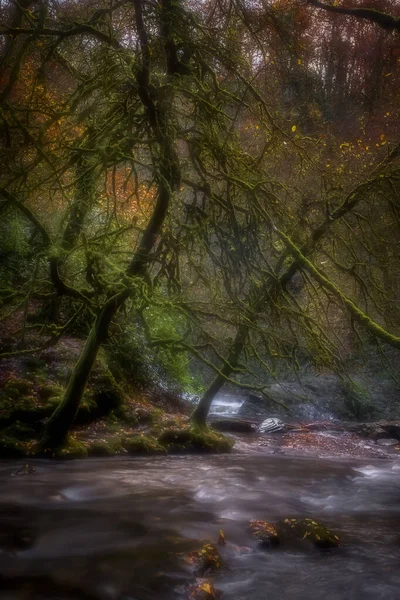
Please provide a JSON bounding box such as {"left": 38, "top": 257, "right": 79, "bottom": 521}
{"left": 1, "top": 452, "right": 400, "bottom": 600}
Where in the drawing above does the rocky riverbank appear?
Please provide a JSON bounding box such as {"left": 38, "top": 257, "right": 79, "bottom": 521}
{"left": 209, "top": 416, "right": 400, "bottom": 459}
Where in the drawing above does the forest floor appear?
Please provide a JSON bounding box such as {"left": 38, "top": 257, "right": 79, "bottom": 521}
{"left": 1, "top": 321, "right": 400, "bottom": 461}
{"left": 0, "top": 324, "right": 232, "bottom": 458}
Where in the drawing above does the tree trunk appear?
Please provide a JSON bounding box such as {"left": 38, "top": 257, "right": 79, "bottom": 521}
{"left": 191, "top": 325, "right": 249, "bottom": 427}
{"left": 40, "top": 0, "right": 182, "bottom": 448}
{"left": 40, "top": 295, "right": 124, "bottom": 448}
{"left": 190, "top": 164, "right": 392, "bottom": 426}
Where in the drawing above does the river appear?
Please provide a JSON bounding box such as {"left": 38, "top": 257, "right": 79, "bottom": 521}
{"left": 1, "top": 450, "right": 400, "bottom": 600}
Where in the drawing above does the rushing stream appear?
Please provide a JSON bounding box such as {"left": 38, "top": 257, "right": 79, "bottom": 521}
{"left": 1, "top": 452, "right": 400, "bottom": 600}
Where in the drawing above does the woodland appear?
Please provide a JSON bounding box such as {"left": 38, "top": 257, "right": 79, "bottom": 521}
{"left": 1, "top": 0, "right": 400, "bottom": 457}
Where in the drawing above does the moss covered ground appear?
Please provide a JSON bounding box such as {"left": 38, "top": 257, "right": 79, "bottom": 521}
{"left": 0, "top": 337, "right": 233, "bottom": 459}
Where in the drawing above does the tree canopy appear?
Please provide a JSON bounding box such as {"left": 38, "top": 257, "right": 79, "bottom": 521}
{"left": 1, "top": 0, "right": 399, "bottom": 444}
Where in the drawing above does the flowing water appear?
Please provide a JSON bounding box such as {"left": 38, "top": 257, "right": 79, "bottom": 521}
{"left": 1, "top": 452, "right": 400, "bottom": 600}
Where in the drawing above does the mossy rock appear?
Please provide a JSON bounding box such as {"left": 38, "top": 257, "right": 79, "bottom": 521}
{"left": 185, "top": 543, "right": 223, "bottom": 576}
{"left": 0, "top": 435, "right": 27, "bottom": 458}
{"left": 280, "top": 517, "right": 340, "bottom": 548}
{"left": 123, "top": 406, "right": 159, "bottom": 426}
{"left": 87, "top": 438, "right": 125, "bottom": 457}
{"left": 41, "top": 436, "right": 88, "bottom": 459}
{"left": 189, "top": 580, "right": 220, "bottom": 600}
{"left": 122, "top": 434, "right": 166, "bottom": 454}
{"left": 158, "top": 426, "right": 233, "bottom": 453}
{"left": 3, "top": 377, "right": 33, "bottom": 397}
{"left": 249, "top": 519, "right": 280, "bottom": 547}
{"left": 0, "top": 377, "right": 38, "bottom": 421}
{"left": 38, "top": 383, "right": 64, "bottom": 402}
{"left": 2, "top": 421, "right": 37, "bottom": 440}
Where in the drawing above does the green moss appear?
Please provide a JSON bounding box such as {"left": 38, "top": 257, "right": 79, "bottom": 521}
{"left": 2, "top": 421, "right": 37, "bottom": 440}
{"left": 72, "top": 349, "right": 126, "bottom": 423}
{"left": 51, "top": 436, "right": 88, "bottom": 459}
{"left": 0, "top": 434, "right": 27, "bottom": 458}
{"left": 122, "top": 434, "right": 166, "bottom": 454}
{"left": 157, "top": 426, "right": 233, "bottom": 453}
{"left": 0, "top": 377, "right": 41, "bottom": 422}
{"left": 280, "top": 518, "right": 340, "bottom": 548}
{"left": 38, "top": 383, "right": 64, "bottom": 402}
{"left": 87, "top": 438, "right": 125, "bottom": 457}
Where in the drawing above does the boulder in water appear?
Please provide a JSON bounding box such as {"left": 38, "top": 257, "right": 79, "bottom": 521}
{"left": 249, "top": 520, "right": 280, "bottom": 547}
{"left": 280, "top": 517, "right": 340, "bottom": 548}
{"left": 258, "top": 418, "right": 287, "bottom": 434}
{"left": 185, "top": 543, "right": 222, "bottom": 575}
{"left": 189, "top": 580, "right": 220, "bottom": 599}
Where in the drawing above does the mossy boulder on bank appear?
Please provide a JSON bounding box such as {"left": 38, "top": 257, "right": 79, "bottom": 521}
{"left": 55, "top": 437, "right": 88, "bottom": 459}
{"left": 0, "top": 345, "right": 126, "bottom": 430}
{"left": 0, "top": 377, "right": 44, "bottom": 423}
{"left": 87, "top": 438, "right": 125, "bottom": 457}
{"left": 158, "top": 426, "right": 233, "bottom": 453}
{"left": 0, "top": 433, "right": 28, "bottom": 458}
{"left": 122, "top": 434, "right": 166, "bottom": 454}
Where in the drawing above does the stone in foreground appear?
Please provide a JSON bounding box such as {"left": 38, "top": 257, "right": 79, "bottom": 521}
{"left": 281, "top": 517, "right": 340, "bottom": 548}
{"left": 249, "top": 519, "right": 280, "bottom": 547}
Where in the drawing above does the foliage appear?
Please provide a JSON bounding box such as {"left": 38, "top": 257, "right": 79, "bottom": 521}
{"left": 0, "top": 0, "right": 400, "bottom": 443}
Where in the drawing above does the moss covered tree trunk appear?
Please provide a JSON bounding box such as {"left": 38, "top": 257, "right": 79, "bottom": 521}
{"left": 40, "top": 297, "right": 122, "bottom": 448}
{"left": 40, "top": 0, "right": 182, "bottom": 449}
{"left": 190, "top": 164, "right": 397, "bottom": 427}
{"left": 191, "top": 325, "right": 249, "bottom": 427}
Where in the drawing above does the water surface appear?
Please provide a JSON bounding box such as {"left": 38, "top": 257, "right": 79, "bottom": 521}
{"left": 1, "top": 454, "right": 400, "bottom": 600}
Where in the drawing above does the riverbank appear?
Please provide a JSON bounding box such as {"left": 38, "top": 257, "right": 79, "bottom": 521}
{"left": 2, "top": 335, "right": 400, "bottom": 461}
{"left": 0, "top": 337, "right": 232, "bottom": 458}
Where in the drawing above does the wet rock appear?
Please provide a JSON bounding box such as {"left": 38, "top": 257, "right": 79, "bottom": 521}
{"left": 280, "top": 518, "right": 340, "bottom": 548}
{"left": 249, "top": 520, "right": 280, "bottom": 547}
{"left": 185, "top": 543, "right": 222, "bottom": 576}
{"left": 259, "top": 418, "right": 287, "bottom": 434}
{"left": 12, "top": 463, "right": 36, "bottom": 476}
{"left": 208, "top": 418, "right": 256, "bottom": 434}
{"left": 189, "top": 580, "right": 220, "bottom": 599}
